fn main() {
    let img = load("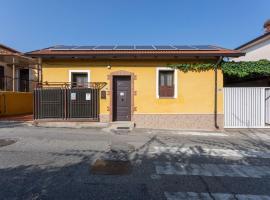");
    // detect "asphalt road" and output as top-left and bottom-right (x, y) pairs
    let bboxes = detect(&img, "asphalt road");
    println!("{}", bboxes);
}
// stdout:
(0, 123), (270, 200)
